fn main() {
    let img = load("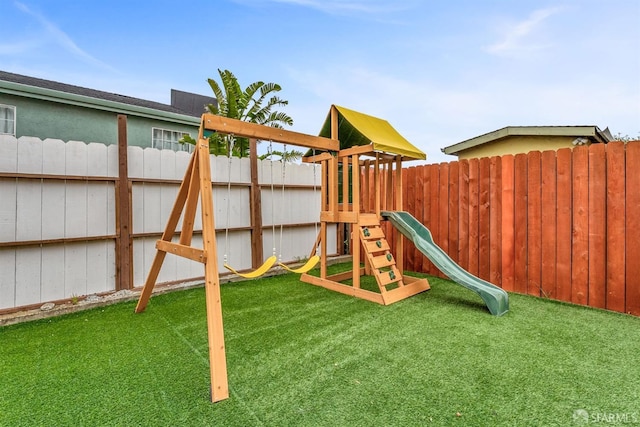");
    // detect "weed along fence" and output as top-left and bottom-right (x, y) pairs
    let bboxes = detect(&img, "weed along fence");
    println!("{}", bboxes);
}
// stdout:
(0, 125), (334, 312)
(393, 141), (640, 316)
